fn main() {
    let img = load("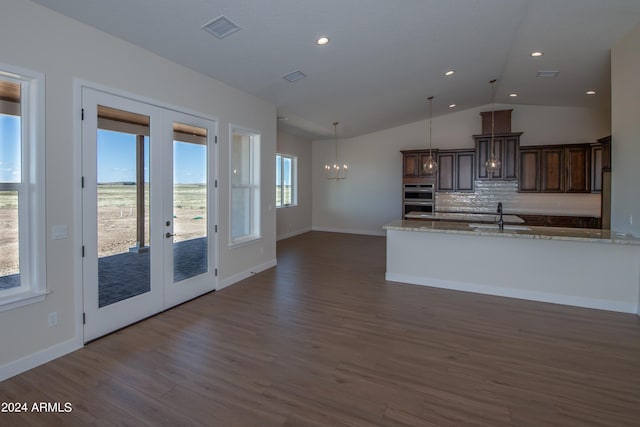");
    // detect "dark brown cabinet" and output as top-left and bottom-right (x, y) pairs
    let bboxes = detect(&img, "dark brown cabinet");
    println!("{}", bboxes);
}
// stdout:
(591, 136), (611, 193)
(540, 147), (564, 192)
(437, 149), (474, 192)
(591, 144), (603, 192)
(474, 133), (521, 180)
(518, 144), (592, 193)
(402, 152), (419, 178)
(401, 149), (438, 180)
(519, 148), (540, 192)
(565, 145), (591, 192)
